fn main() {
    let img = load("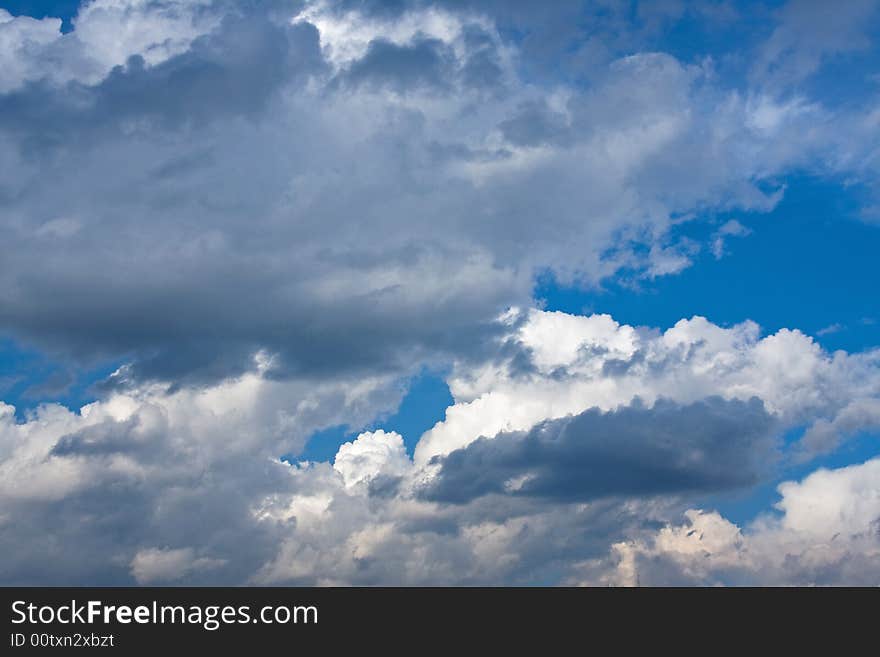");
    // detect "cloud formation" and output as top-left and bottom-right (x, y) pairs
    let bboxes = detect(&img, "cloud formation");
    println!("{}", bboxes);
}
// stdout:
(1, 0), (878, 385)
(2, 309), (879, 585)
(424, 397), (777, 504)
(416, 310), (880, 464)
(0, 357), (403, 584)
(1, 1), (879, 586)
(578, 457), (880, 586)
